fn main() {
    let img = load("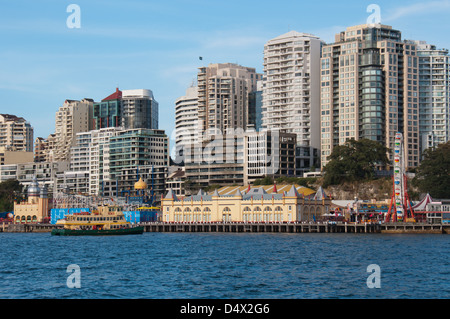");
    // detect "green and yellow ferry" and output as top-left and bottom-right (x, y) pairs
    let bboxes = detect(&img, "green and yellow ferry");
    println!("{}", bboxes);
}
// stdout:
(51, 205), (144, 236)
